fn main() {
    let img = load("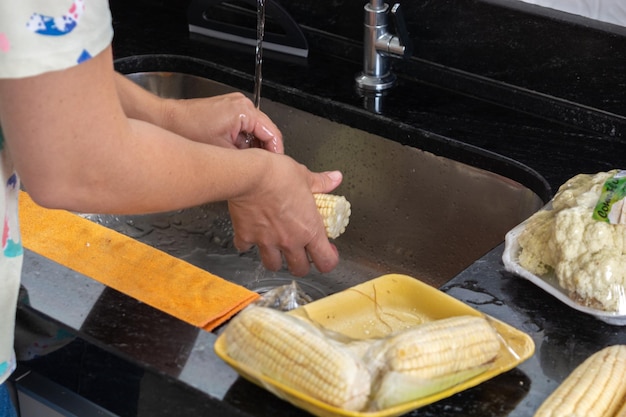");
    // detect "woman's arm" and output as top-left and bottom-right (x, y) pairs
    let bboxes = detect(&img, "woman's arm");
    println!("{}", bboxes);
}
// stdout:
(0, 46), (260, 212)
(0, 46), (340, 275)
